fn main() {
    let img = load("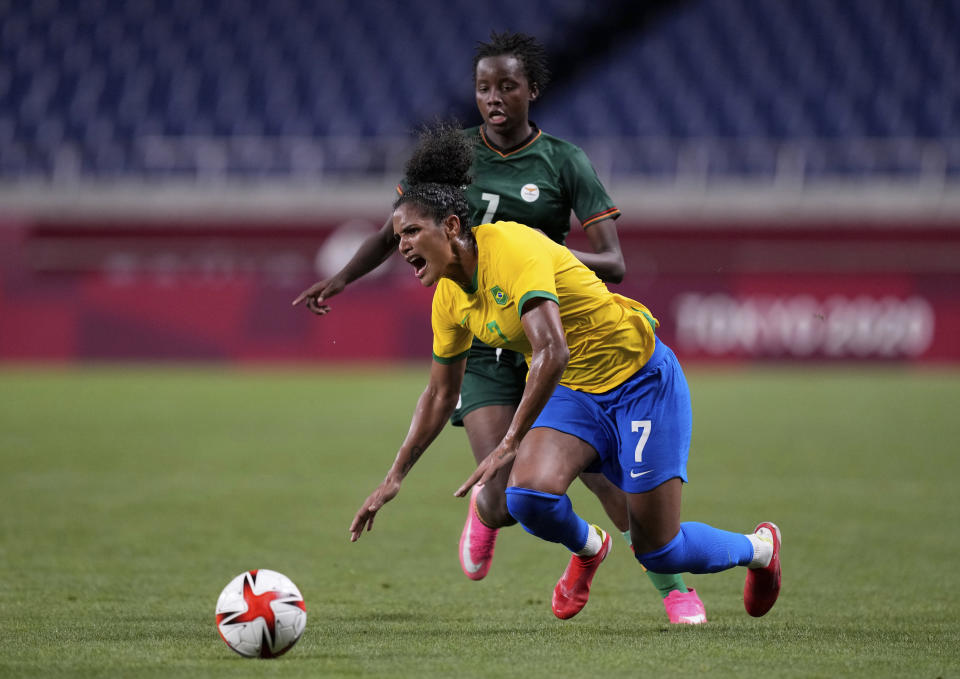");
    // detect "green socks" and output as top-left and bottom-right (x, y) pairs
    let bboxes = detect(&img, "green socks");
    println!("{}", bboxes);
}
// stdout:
(645, 570), (689, 598)
(621, 529), (690, 599)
